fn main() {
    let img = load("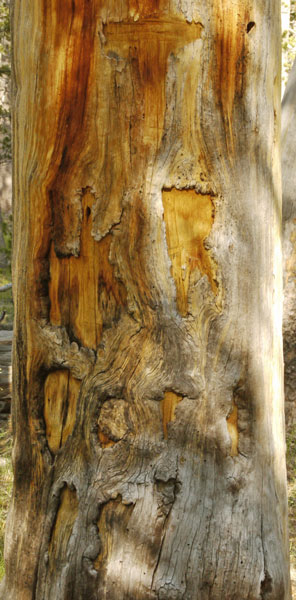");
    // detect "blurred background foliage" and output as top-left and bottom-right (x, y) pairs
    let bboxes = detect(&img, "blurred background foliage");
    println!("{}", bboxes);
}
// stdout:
(0, 0), (11, 165)
(282, 0), (296, 86)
